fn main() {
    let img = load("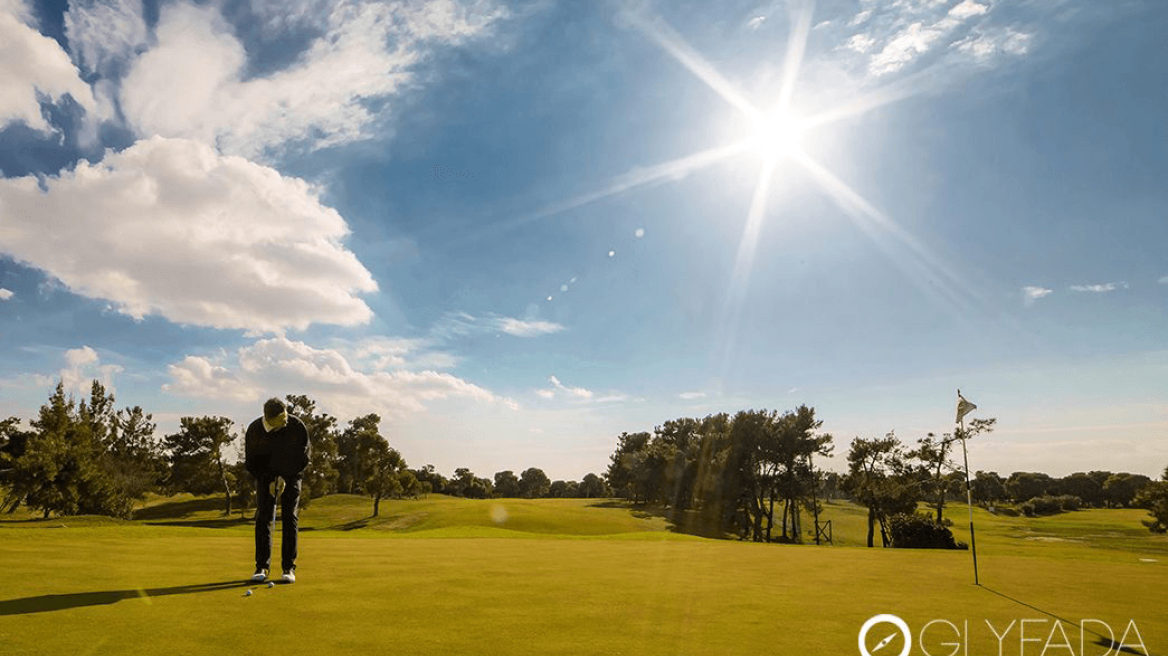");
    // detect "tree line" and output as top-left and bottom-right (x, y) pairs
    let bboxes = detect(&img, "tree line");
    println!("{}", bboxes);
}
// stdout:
(604, 408), (1168, 546)
(3, 381), (1165, 538)
(0, 380), (608, 520)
